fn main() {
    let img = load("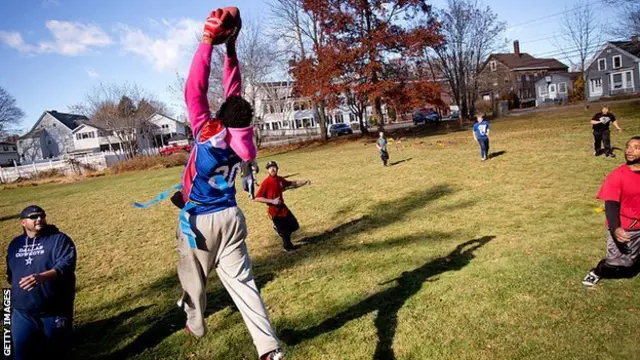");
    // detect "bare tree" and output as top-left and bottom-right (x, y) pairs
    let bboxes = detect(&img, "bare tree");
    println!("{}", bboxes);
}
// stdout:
(602, 0), (640, 39)
(427, 0), (506, 124)
(72, 83), (167, 159)
(167, 19), (281, 138)
(553, 0), (602, 104)
(0, 86), (25, 135)
(258, 81), (296, 134)
(266, 0), (330, 139)
(344, 89), (369, 133)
